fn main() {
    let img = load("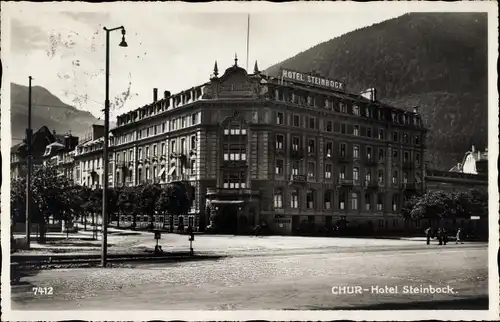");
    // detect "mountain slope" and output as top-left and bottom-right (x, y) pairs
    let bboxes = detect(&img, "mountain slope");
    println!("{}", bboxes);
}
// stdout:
(10, 83), (101, 144)
(265, 12), (488, 171)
